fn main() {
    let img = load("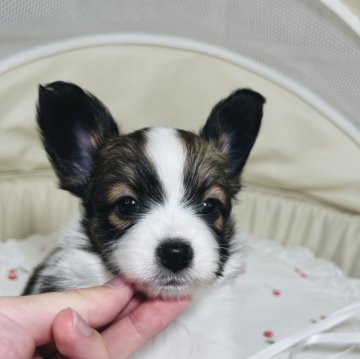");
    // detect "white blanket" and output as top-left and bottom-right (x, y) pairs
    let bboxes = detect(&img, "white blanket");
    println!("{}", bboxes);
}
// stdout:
(1, 234), (359, 358)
